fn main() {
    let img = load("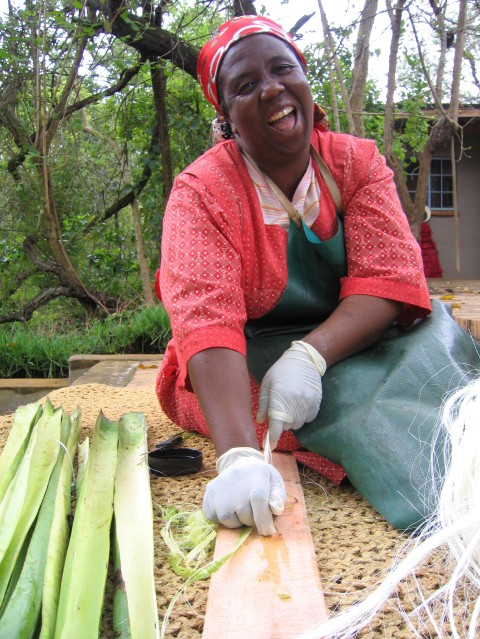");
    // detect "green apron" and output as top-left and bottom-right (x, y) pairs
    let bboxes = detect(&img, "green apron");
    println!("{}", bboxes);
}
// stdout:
(245, 217), (346, 367)
(245, 220), (478, 531)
